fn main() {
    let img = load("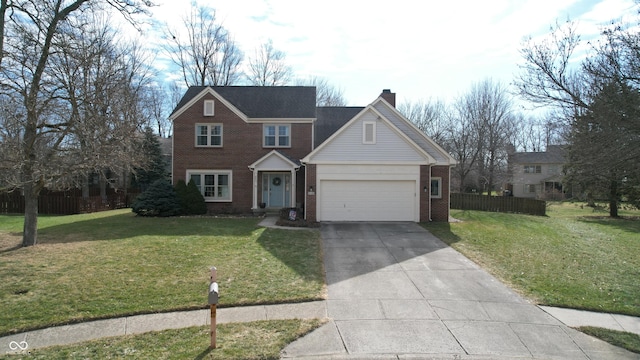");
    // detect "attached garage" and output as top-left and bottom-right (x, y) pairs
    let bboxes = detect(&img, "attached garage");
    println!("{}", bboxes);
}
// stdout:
(302, 96), (456, 223)
(319, 180), (417, 221)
